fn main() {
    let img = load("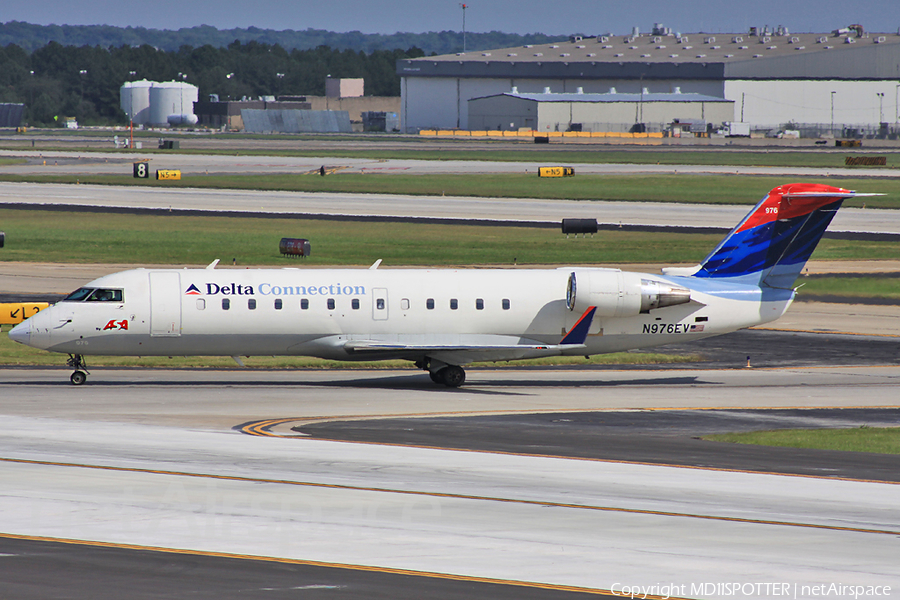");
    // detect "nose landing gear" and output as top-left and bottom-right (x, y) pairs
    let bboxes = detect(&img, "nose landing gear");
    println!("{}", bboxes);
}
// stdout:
(66, 354), (89, 385)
